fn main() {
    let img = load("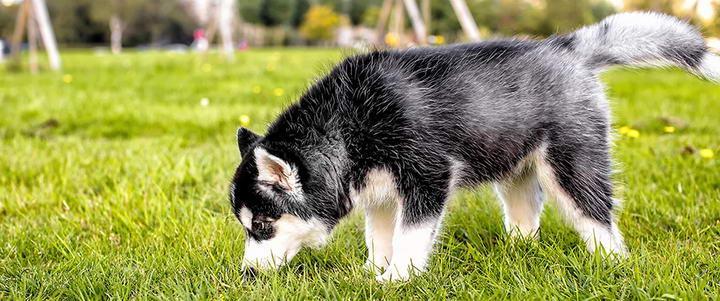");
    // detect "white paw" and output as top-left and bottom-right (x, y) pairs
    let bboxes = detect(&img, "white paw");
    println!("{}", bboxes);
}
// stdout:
(375, 265), (413, 283)
(363, 259), (387, 275)
(506, 226), (540, 240)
